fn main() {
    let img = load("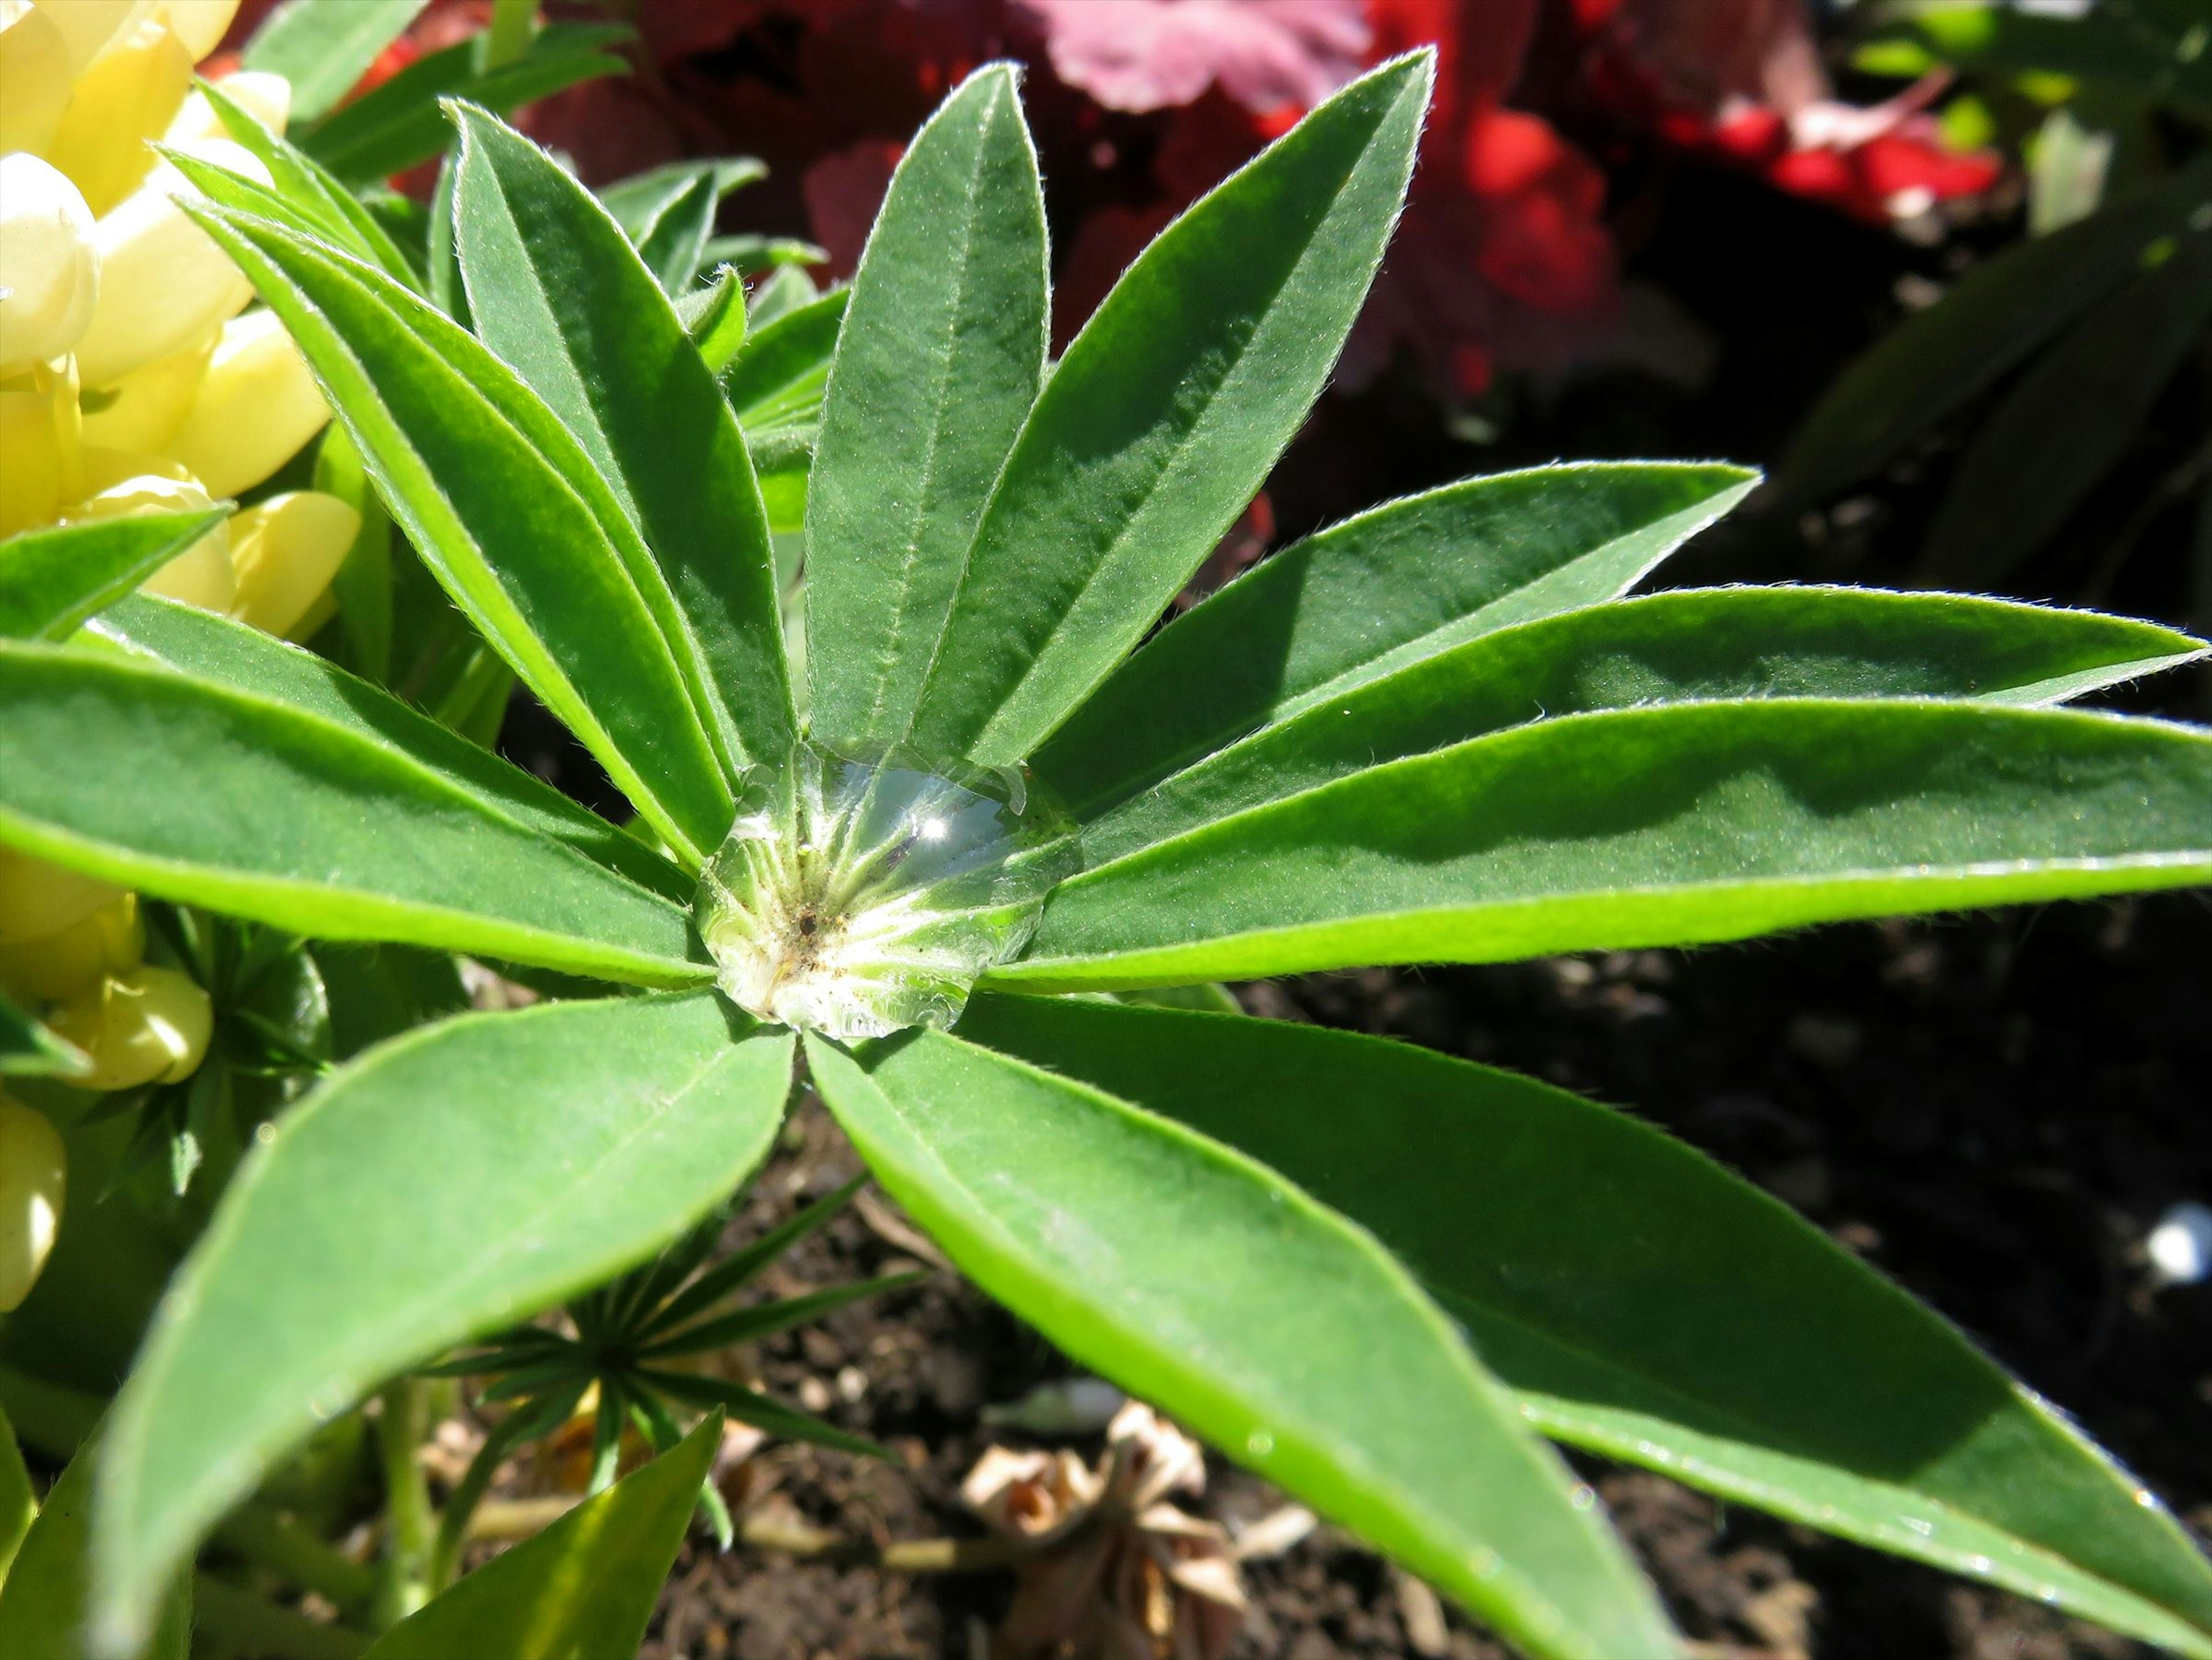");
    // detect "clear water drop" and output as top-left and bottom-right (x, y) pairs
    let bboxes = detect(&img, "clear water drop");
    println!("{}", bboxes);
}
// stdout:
(1245, 1428), (1275, 1458)
(1569, 1483), (1596, 1512)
